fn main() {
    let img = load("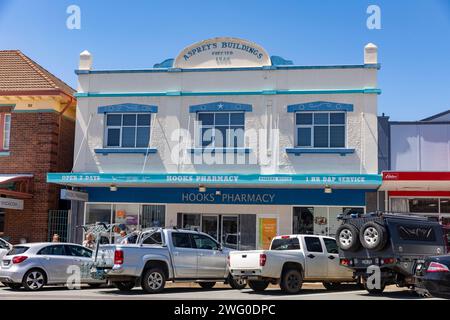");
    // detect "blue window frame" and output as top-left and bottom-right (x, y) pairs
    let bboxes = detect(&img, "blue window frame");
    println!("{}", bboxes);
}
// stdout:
(197, 112), (245, 148)
(105, 113), (152, 148)
(295, 112), (346, 148)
